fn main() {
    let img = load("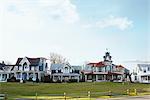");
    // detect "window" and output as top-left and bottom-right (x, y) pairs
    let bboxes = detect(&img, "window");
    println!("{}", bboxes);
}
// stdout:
(74, 70), (79, 74)
(52, 70), (56, 74)
(144, 70), (146, 73)
(29, 66), (32, 70)
(148, 67), (150, 71)
(58, 70), (61, 73)
(64, 67), (69, 73)
(98, 75), (104, 80)
(98, 67), (102, 72)
(39, 64), (43, 71)
(106, 66), (111, 72)
(45, 63), (48, 69)
(17, 73), (21, 79)
(135, 76), (137, 80)
(87, 75), (92, 80)
(141, 76), (147, 80)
